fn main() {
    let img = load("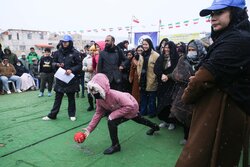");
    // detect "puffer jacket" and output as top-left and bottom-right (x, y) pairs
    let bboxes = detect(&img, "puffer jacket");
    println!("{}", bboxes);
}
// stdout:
(53, 46), (82, 93)
(86, 73), (139, 133)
